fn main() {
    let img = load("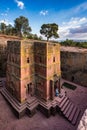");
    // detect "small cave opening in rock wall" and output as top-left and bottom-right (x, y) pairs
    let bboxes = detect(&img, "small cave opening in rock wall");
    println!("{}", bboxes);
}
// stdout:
(71, 76), (74, 82)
